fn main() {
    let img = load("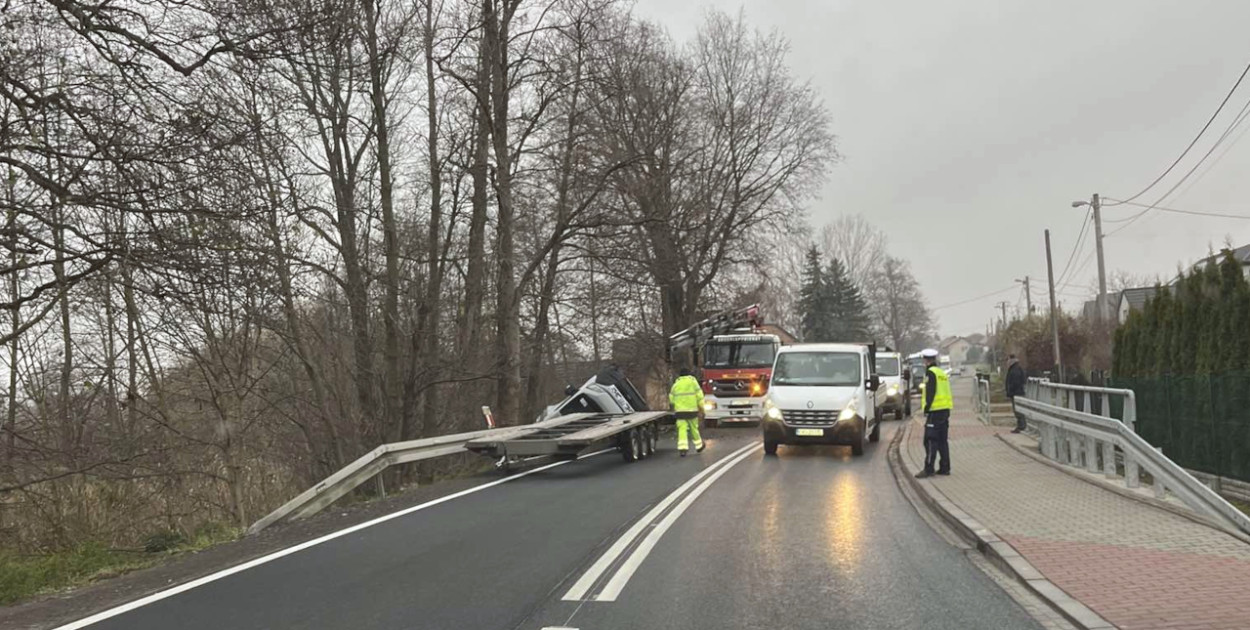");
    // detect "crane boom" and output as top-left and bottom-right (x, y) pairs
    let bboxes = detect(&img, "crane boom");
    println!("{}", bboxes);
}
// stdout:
(667, 304), (764, 360)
